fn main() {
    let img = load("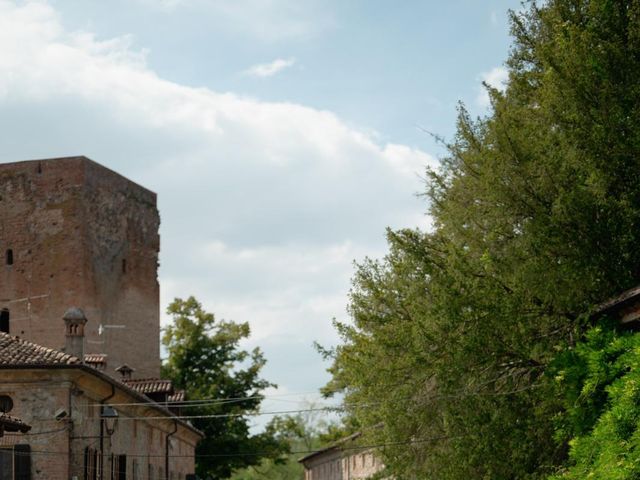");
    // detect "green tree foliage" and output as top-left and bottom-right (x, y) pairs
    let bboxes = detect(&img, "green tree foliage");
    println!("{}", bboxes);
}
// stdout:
(324, 1), (640, 478)
(162, 297), (288, 479)
(549, 323), (640, 479)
